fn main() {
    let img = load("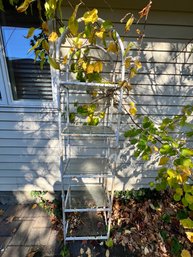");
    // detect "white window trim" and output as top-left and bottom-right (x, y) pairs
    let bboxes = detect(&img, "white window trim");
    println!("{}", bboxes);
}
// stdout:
(0, 29), (58, 109)
(0, 37), (8, 106)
